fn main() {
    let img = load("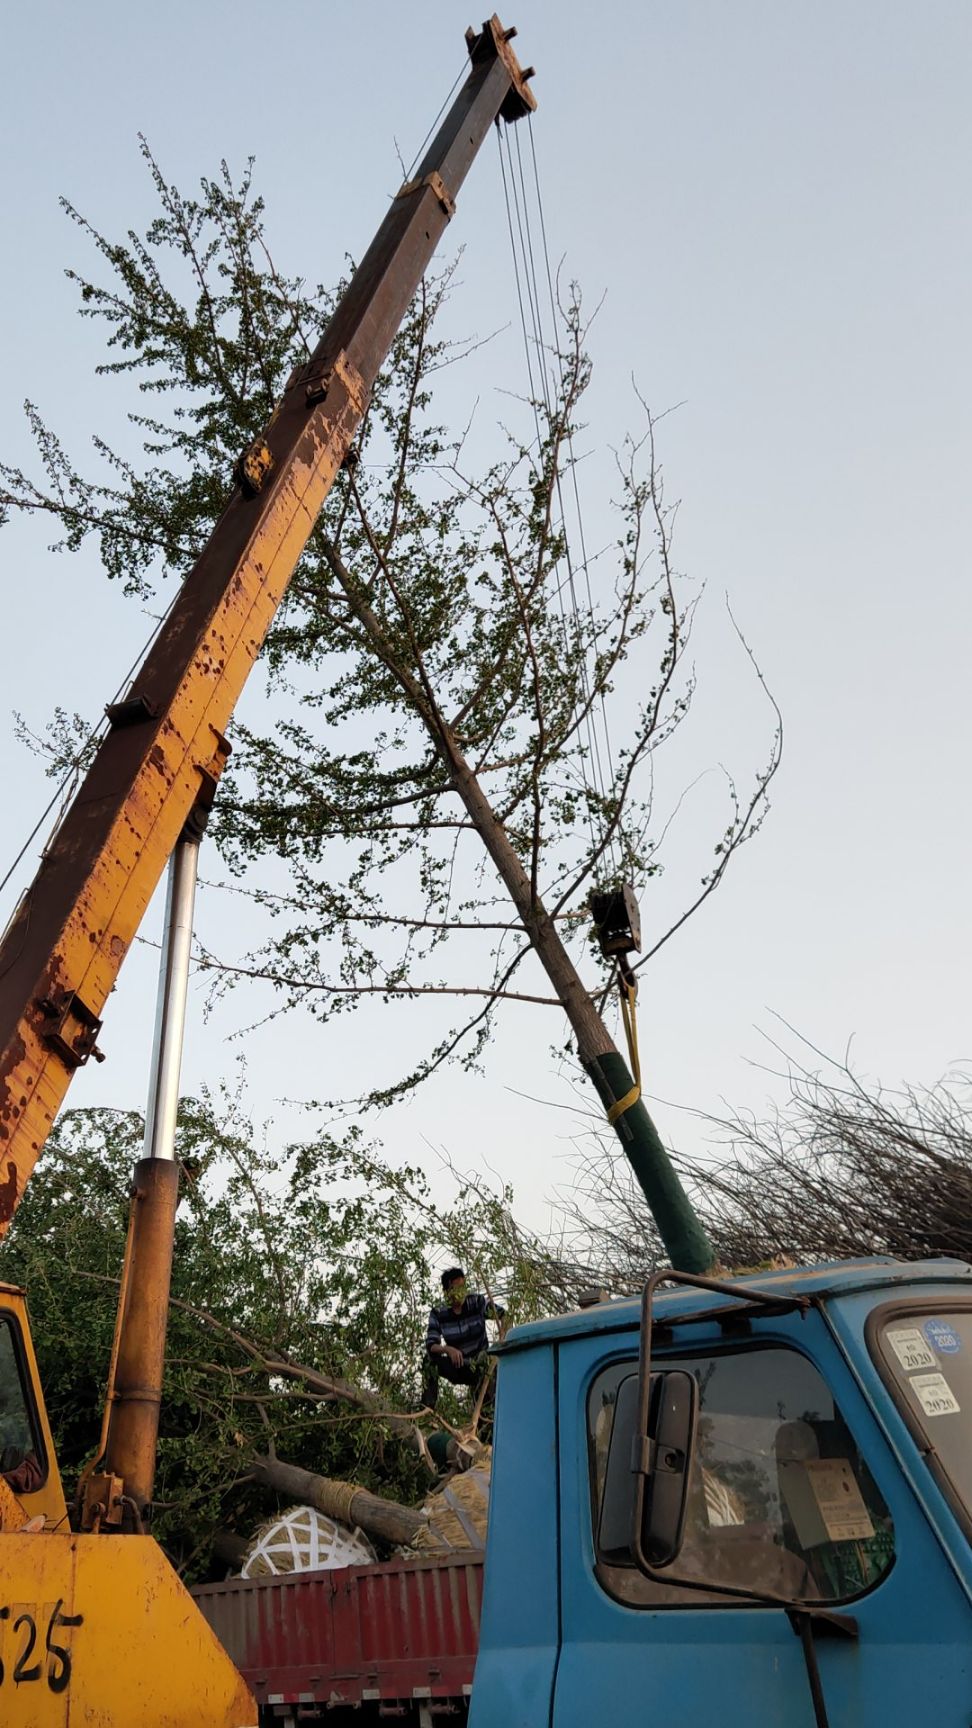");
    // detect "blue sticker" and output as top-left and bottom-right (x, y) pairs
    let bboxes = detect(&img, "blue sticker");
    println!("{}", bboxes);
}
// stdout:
(923, 1318), (962, 1355)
